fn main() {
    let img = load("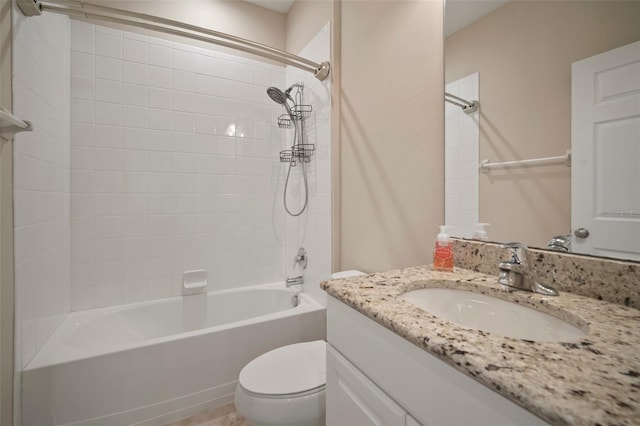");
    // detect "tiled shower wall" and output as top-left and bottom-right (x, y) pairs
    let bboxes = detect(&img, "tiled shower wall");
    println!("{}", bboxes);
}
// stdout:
(284, 23), (332, 304)
(70, 21), (289, 310)
(445, 73), (479, 238)
(13, 8), (71, 368)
